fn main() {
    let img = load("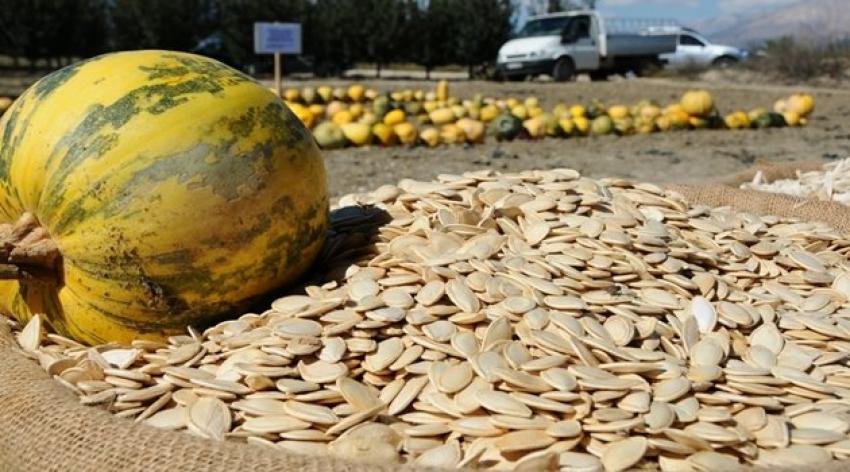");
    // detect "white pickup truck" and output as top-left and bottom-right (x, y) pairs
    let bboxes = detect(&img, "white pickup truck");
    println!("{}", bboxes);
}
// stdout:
(496, 10), (678, 81)
(647, 27), (748, 69)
